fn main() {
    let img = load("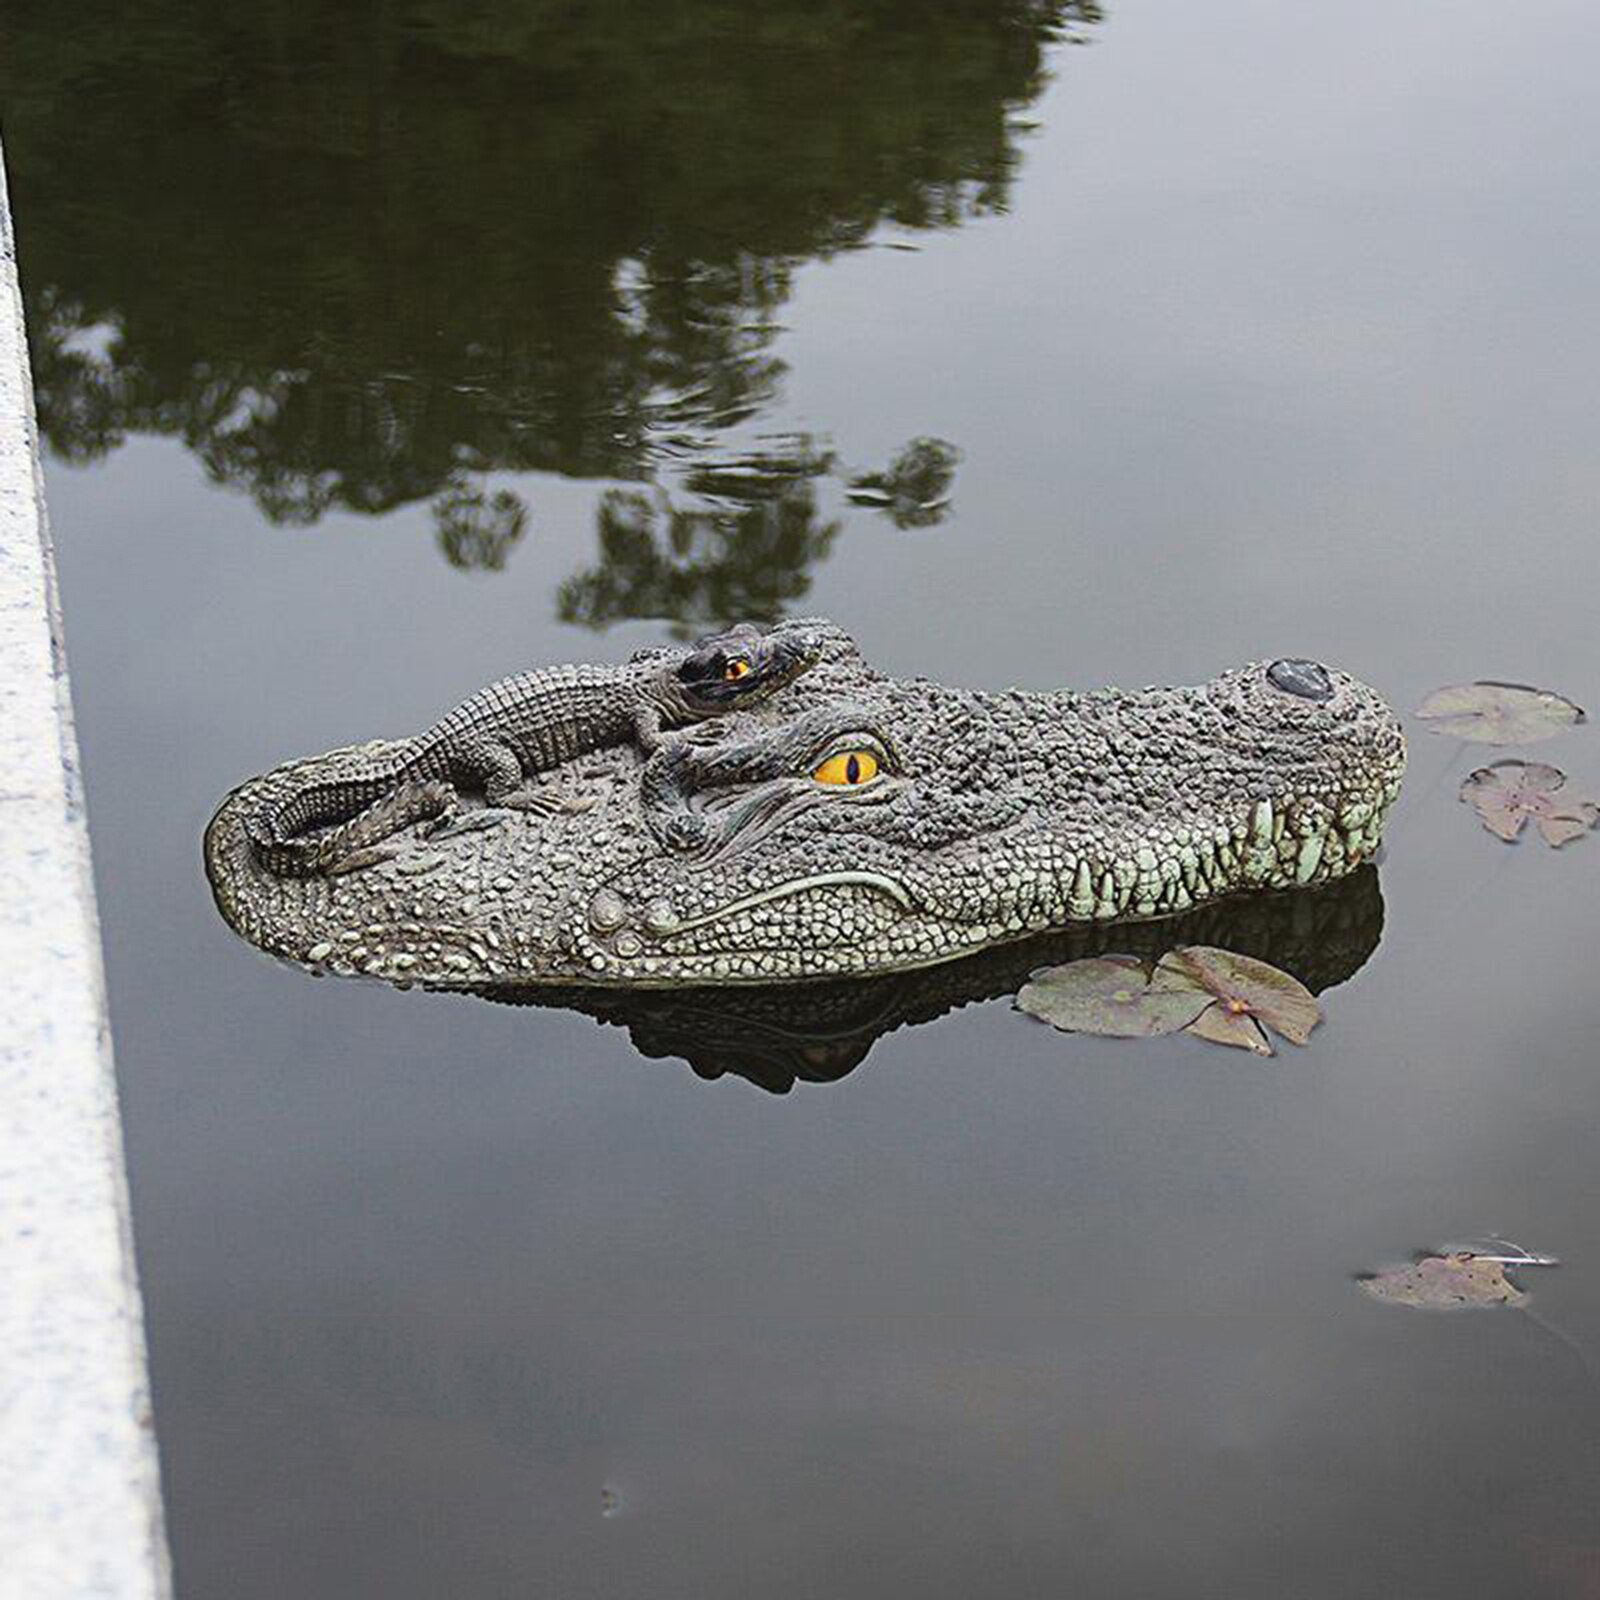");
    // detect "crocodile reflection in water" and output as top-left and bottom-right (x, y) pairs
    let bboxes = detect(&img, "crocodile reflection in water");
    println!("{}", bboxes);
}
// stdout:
(480, 868), (1387, 1093)
(2, 0), (1100, 609)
